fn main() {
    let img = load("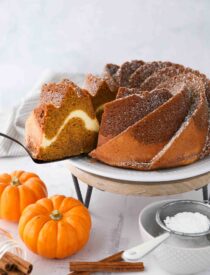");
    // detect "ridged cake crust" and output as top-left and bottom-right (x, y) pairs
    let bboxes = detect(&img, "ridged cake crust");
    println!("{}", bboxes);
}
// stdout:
(115, 60), (144, 87)
(25, 79), (99, 161)
(90, 60), (210, 170)
(103, 64), (120, 92)
(98, 88), (172, 146)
